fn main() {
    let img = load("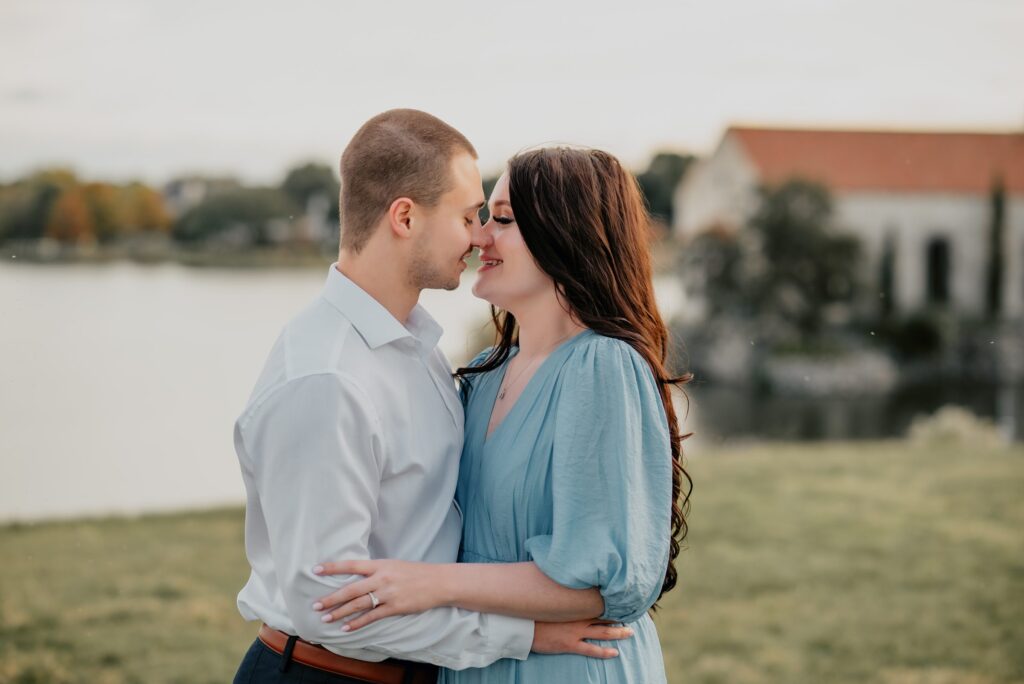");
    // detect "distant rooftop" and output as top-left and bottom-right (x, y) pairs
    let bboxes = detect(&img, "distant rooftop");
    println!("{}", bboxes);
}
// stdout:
(728, 126), (1024, 194)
